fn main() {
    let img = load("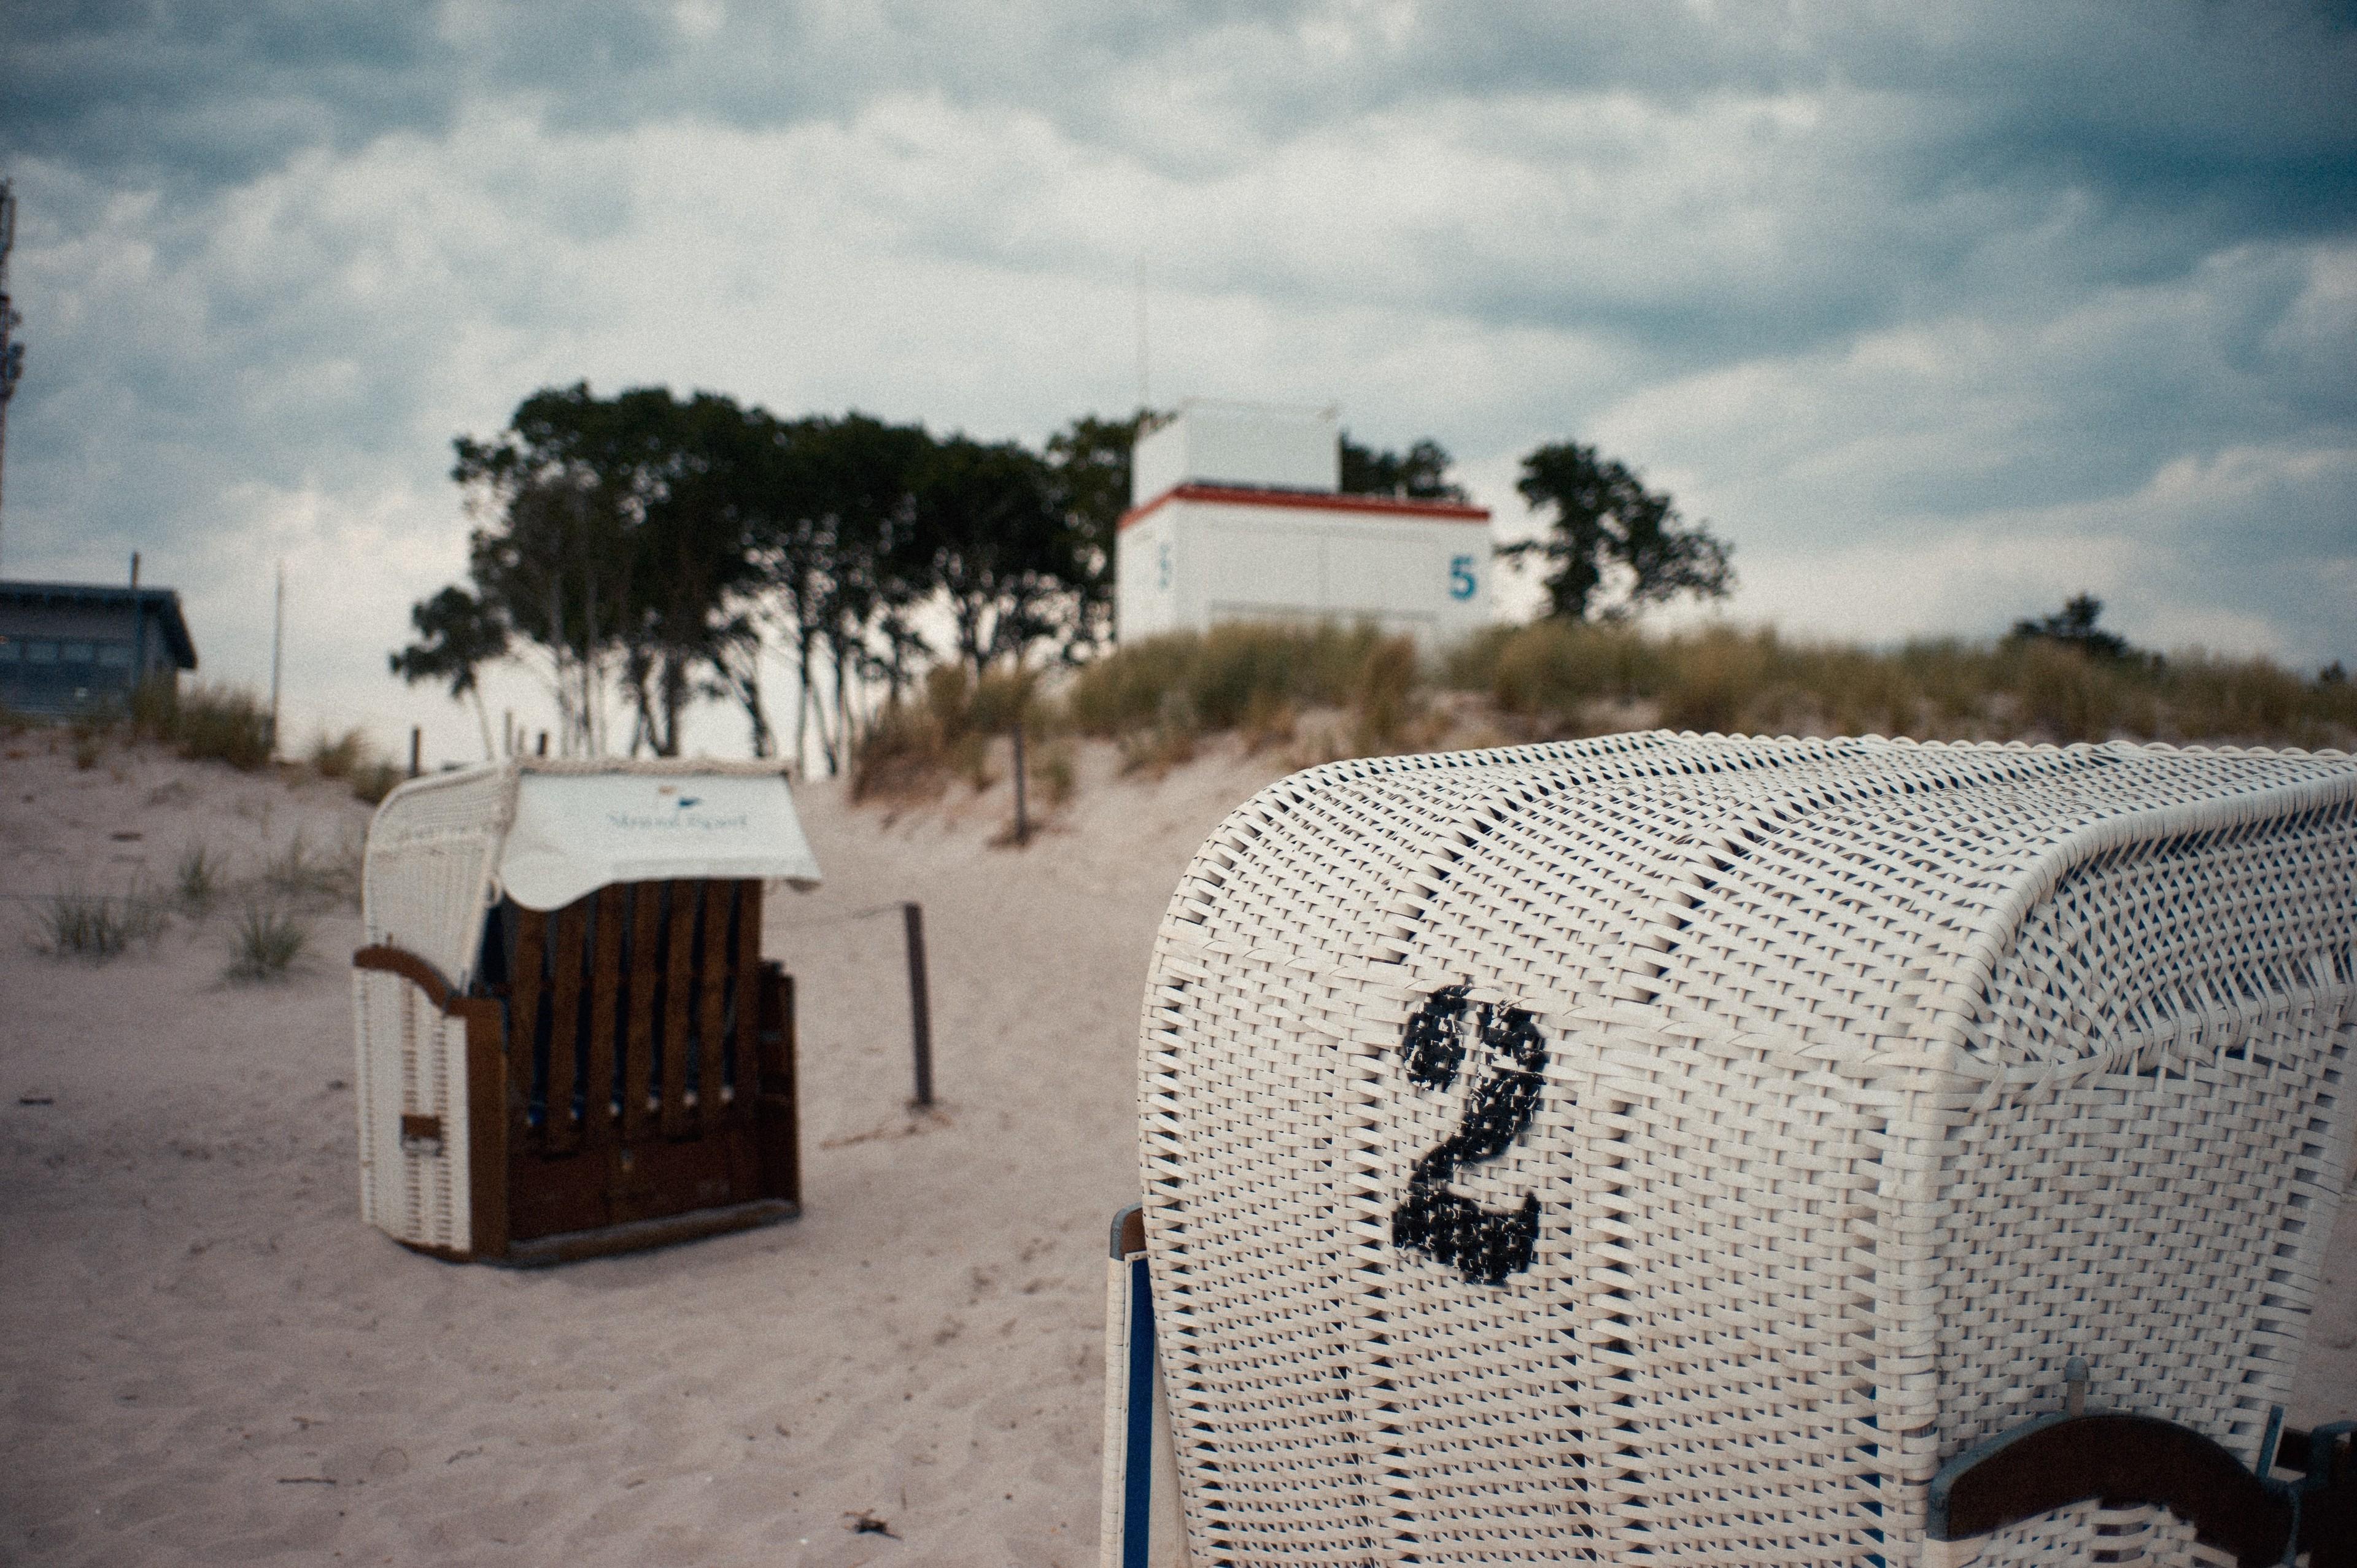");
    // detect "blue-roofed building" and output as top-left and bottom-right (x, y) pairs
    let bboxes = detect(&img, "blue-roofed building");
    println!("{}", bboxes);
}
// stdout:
(0, 579), (198, 717)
